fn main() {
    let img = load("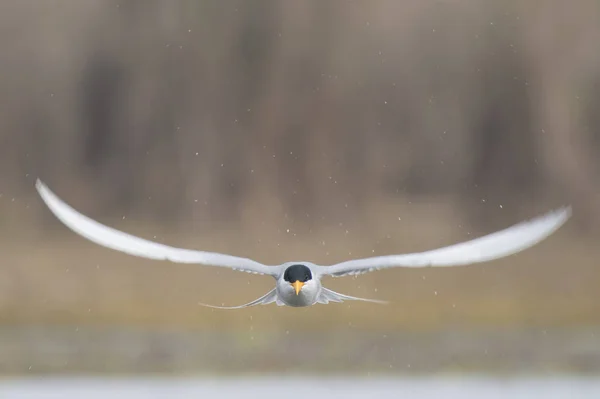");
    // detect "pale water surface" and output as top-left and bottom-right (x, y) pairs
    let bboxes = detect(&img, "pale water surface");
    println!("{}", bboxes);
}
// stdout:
(1, 376), (599, 398)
